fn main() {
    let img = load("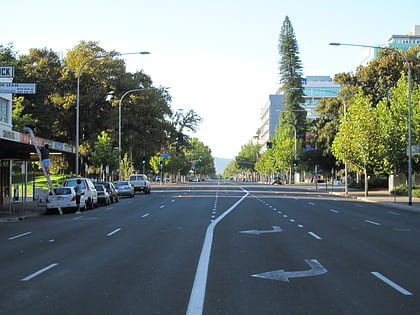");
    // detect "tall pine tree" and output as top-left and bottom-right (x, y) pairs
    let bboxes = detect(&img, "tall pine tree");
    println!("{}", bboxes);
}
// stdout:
(278, 16), (307, 137)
